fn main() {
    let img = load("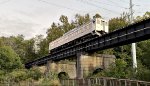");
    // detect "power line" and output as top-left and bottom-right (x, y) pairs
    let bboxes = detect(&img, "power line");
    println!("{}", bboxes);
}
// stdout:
(89, 0), (128, 9)
(78, 0), (120, 15)
(119, 0), (140, 7)
(107, 0), (129, 9)
(37, 0), (87, 13)
(119, 0), (129, 4)
(37, 0), (122, 18)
